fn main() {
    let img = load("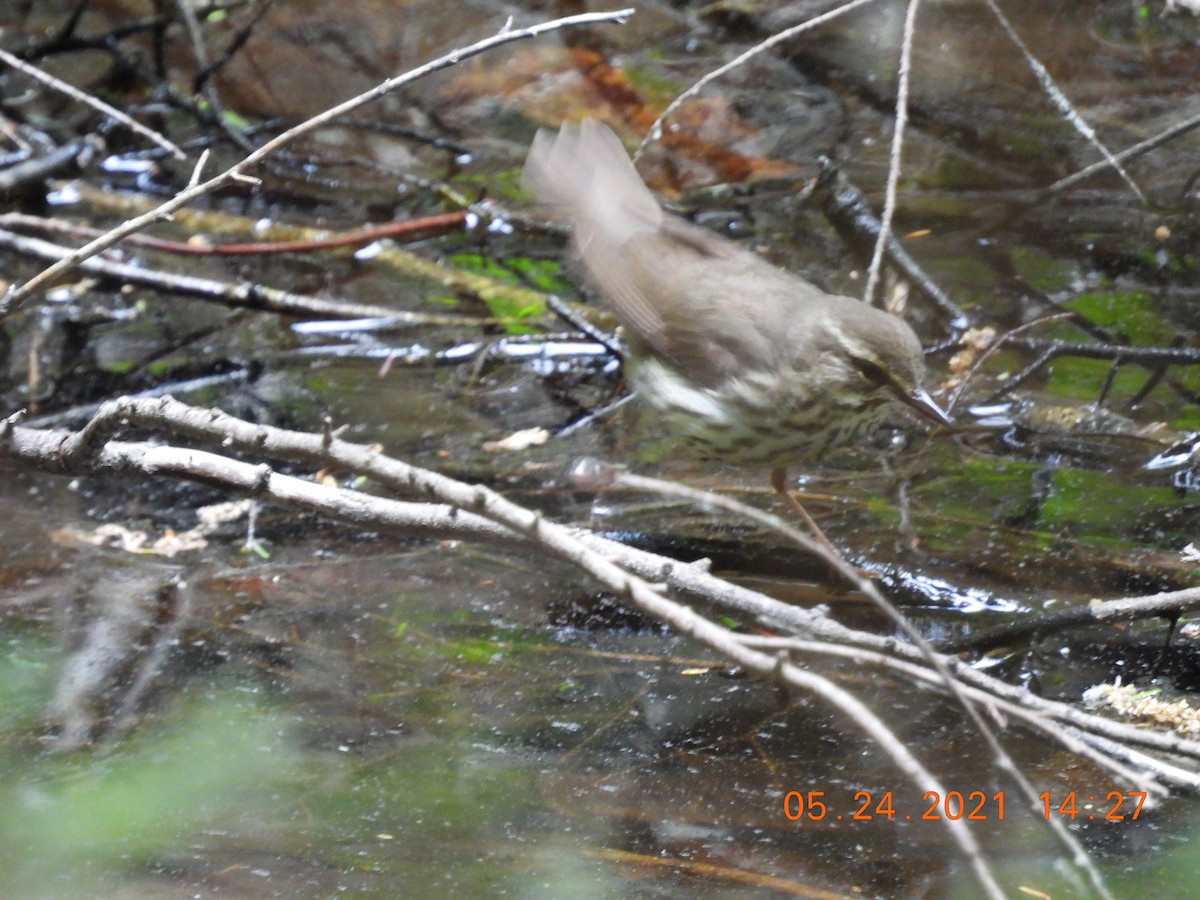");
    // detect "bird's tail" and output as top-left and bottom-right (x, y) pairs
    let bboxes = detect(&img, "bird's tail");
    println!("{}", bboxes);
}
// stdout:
(520, 119), (662, 249)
